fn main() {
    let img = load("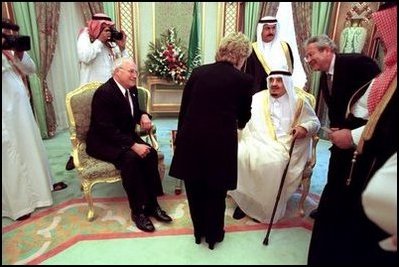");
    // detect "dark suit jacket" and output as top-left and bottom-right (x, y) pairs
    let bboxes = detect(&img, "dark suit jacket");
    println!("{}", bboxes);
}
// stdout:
(319, 53), (380, 128)
(86, 78), (150, 163)
(308, 55), (384, 265)
(309, 80), (397, 266)
(244, 41), (294, 94)
(169, 61), (253, 191)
